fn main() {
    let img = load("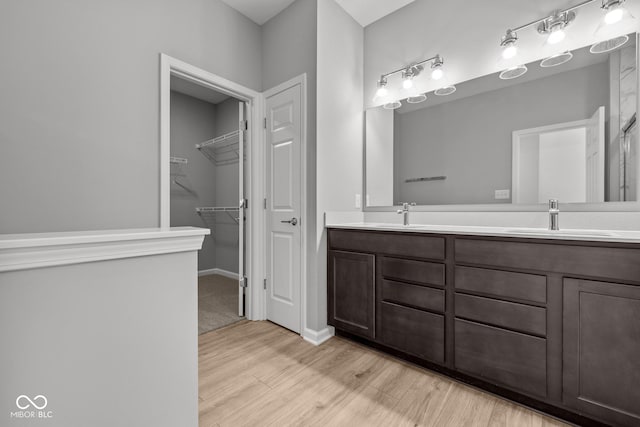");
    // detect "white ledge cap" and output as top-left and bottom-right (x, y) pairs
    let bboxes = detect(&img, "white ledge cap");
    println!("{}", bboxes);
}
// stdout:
(0, 227), (210, 272)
